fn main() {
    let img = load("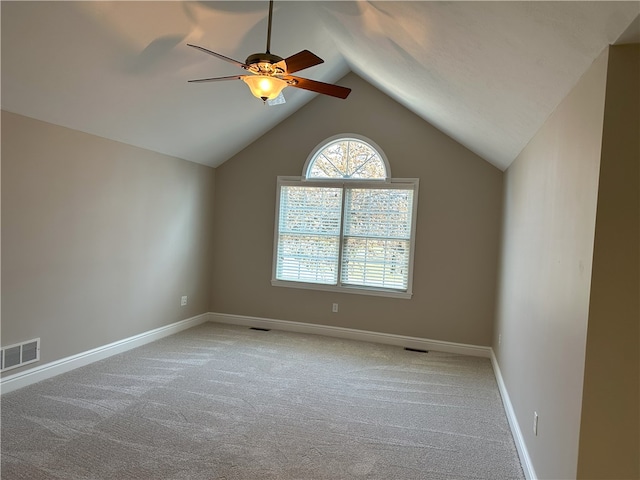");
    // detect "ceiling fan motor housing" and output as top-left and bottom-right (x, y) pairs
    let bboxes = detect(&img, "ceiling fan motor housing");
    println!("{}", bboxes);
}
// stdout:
(245, 53), (285, 75)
